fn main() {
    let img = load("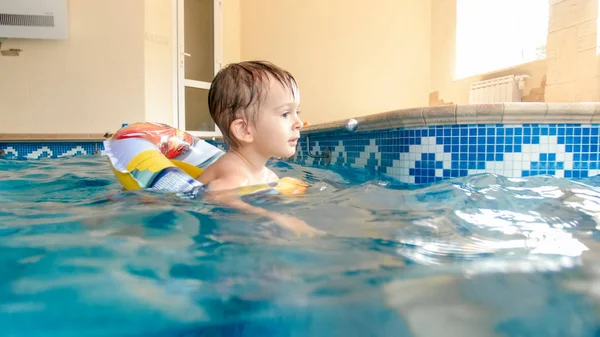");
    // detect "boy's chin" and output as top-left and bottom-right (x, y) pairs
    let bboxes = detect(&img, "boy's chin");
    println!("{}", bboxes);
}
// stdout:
(273, 150), (296, 159)
(286, 149), (297, 157)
